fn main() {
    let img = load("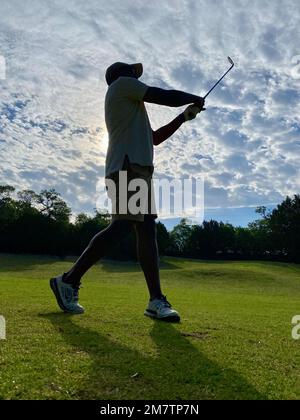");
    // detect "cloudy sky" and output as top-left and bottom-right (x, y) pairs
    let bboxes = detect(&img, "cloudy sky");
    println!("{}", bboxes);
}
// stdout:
(0, 0), (299, 226)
